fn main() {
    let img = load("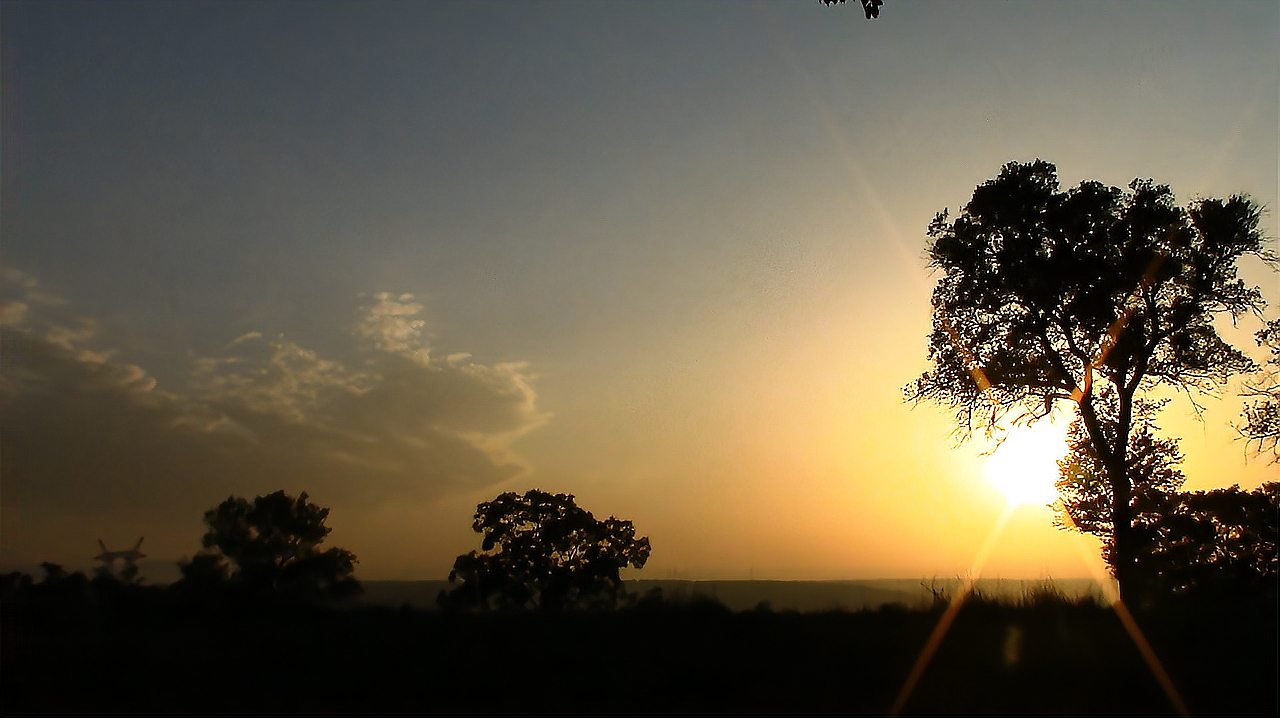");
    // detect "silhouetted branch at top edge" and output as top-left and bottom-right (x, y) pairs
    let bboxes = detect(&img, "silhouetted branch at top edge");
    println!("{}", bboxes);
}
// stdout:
(821, 0), (885, 20)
